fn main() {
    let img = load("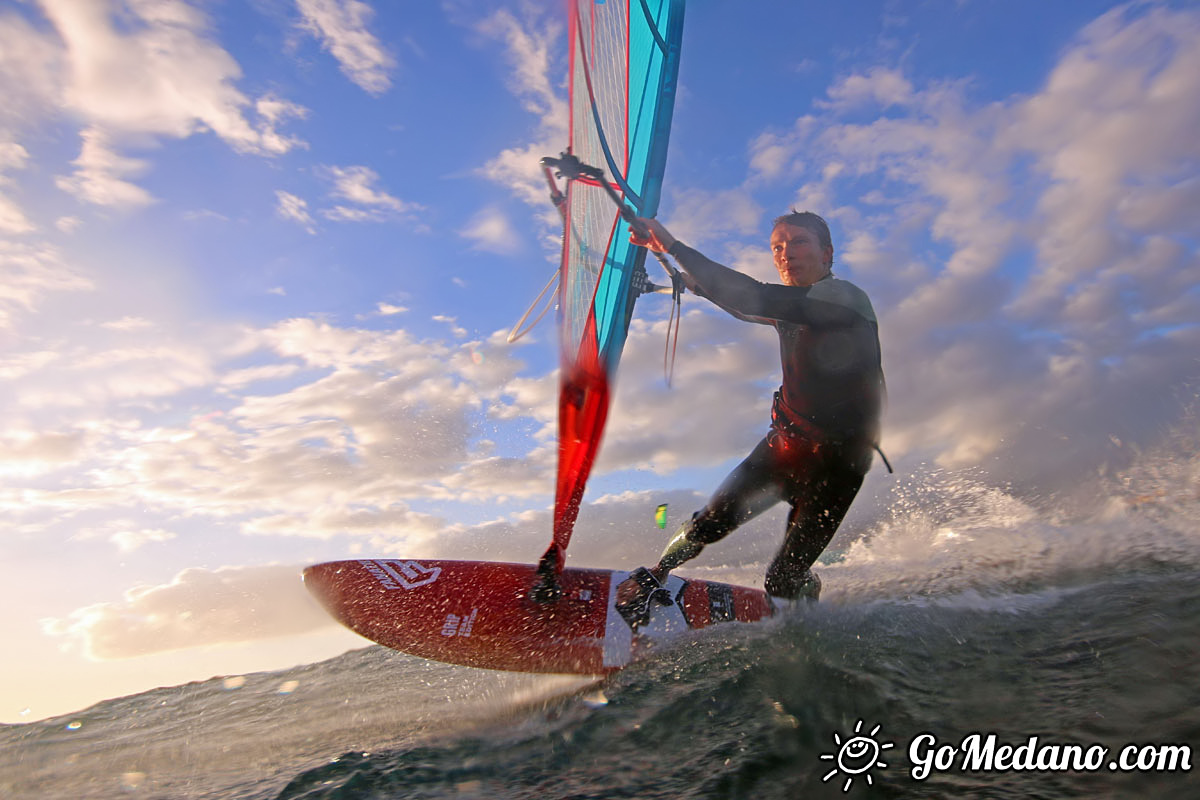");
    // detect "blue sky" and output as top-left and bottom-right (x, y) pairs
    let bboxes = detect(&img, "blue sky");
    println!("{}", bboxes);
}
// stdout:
(1, 0), (1197, 723)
